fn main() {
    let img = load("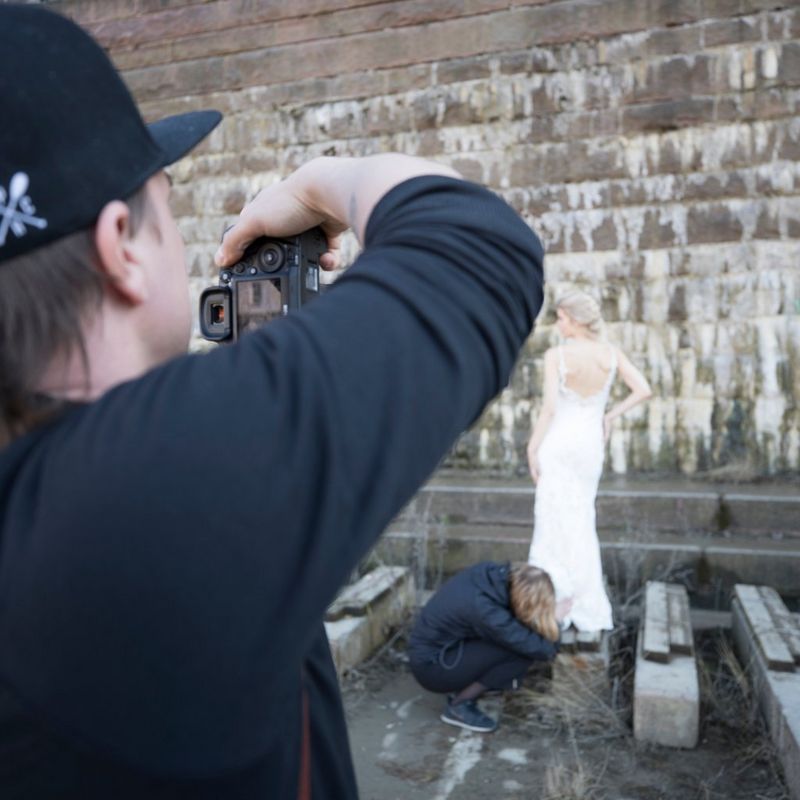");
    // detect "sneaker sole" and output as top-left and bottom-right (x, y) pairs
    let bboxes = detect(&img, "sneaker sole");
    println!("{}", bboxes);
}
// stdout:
(439, 713), (496, 733)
